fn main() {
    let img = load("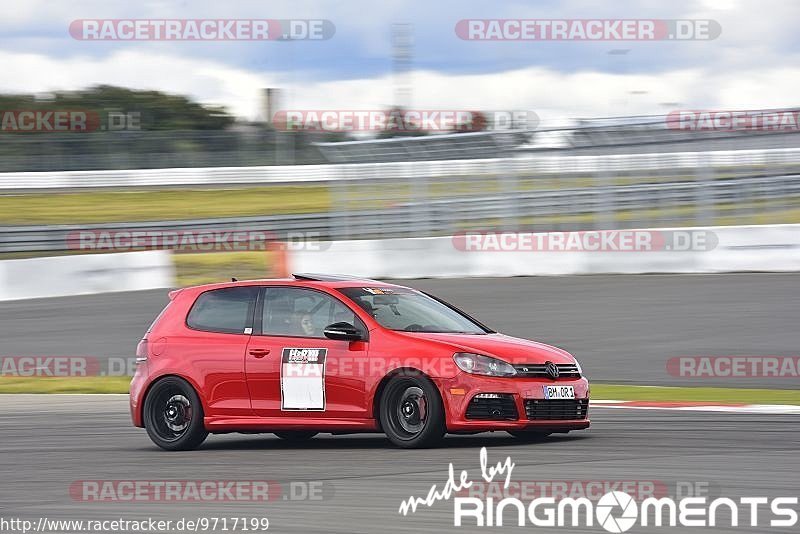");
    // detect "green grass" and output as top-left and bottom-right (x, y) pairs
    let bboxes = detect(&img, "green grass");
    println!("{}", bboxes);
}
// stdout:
(0, 186), (330, 224)
(0, 376), (132, 394)
(2, 179), (799, 227)
(173, 251), (275, 287)
(1, 377), (798, 405)
(591, 384), (800, 405)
